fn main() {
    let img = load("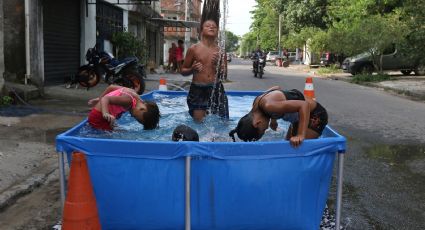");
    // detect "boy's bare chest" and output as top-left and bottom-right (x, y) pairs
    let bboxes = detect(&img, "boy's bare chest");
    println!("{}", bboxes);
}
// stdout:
(195, 47), (218, 64)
